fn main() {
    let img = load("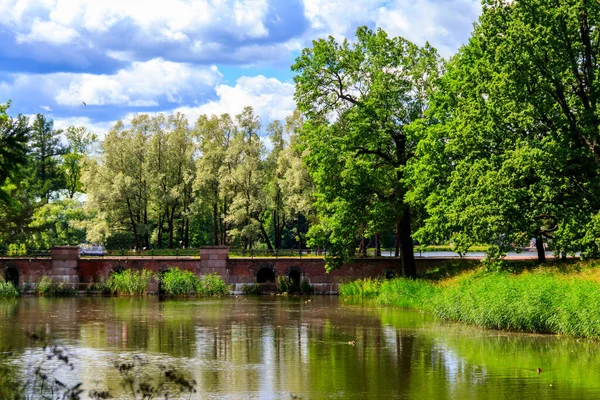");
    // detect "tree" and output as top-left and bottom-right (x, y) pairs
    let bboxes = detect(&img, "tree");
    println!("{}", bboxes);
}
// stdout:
(292, 27), (441, 275)
(410, 0), (600, 262)
(63, 126), (97, 199)
(224, 107), (271, 250)
(194, 114), (234, 245)
(28, 114), (65, 203)
(83, 118), (151, 249)
(0, 101), (30, 203)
